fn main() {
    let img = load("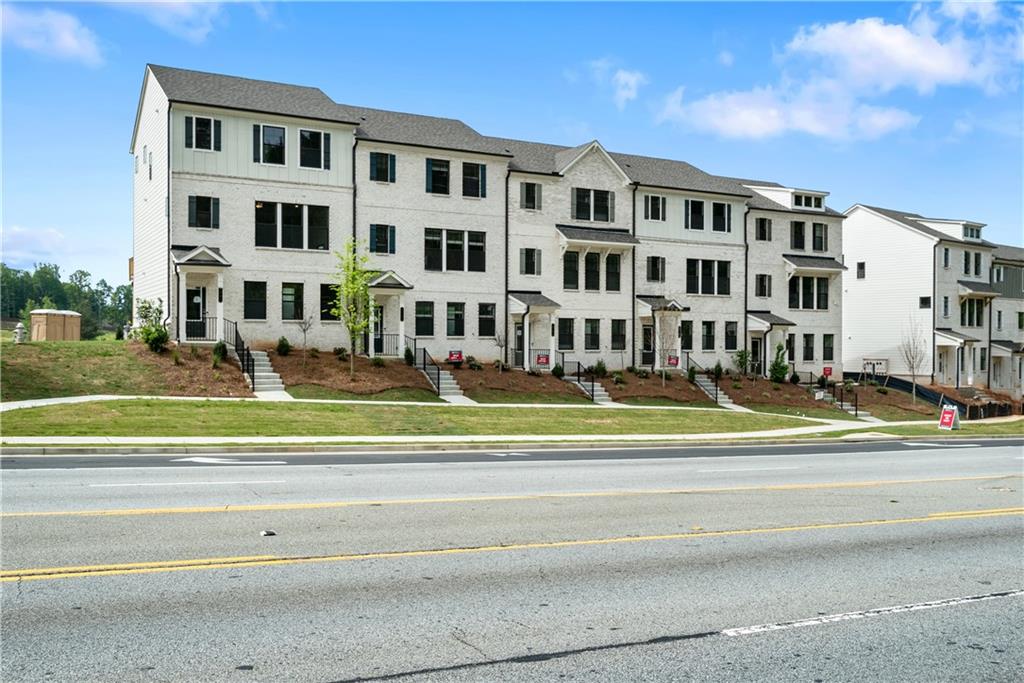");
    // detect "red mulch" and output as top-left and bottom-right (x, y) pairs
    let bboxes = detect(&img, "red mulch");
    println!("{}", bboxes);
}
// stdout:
(451, 364), (583, 399)
(599, 370), (714, 404)
(131, 343), (252, 397)
(258, 347), (433, 394)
